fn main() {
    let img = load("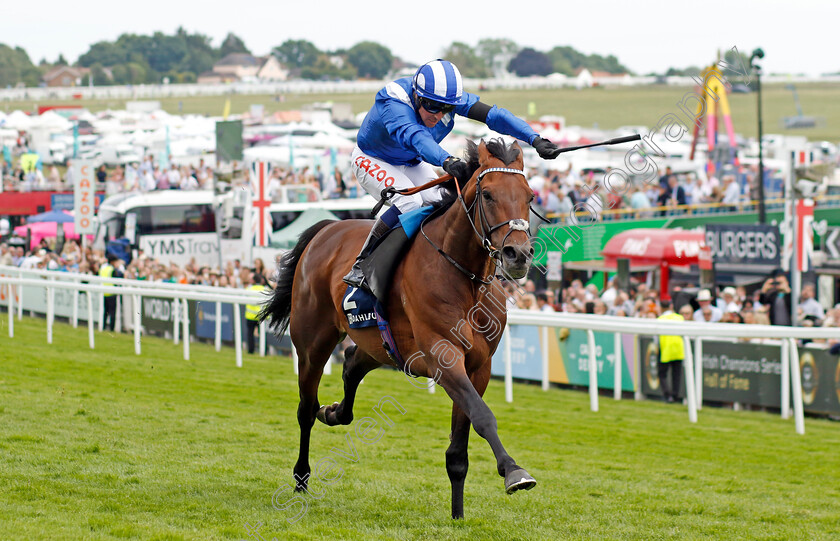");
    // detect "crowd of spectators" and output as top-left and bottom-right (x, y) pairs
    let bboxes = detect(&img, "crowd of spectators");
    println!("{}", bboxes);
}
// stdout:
(5, 233), (833, 331)
(1, 149), (355, 203)
(1, 233), (838, 353)
(0, 237), (274, 291)
(1, 134), (766, 216)
(530, 162), (768, 222)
